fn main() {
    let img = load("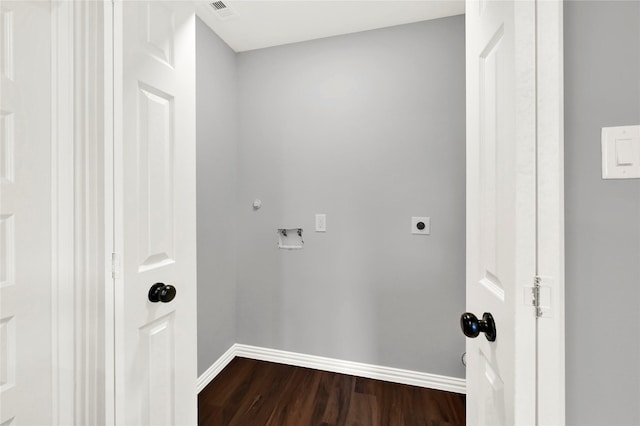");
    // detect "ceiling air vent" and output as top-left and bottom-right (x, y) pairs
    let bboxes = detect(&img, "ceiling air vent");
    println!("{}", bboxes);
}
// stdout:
(209, 1), (238, 20)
